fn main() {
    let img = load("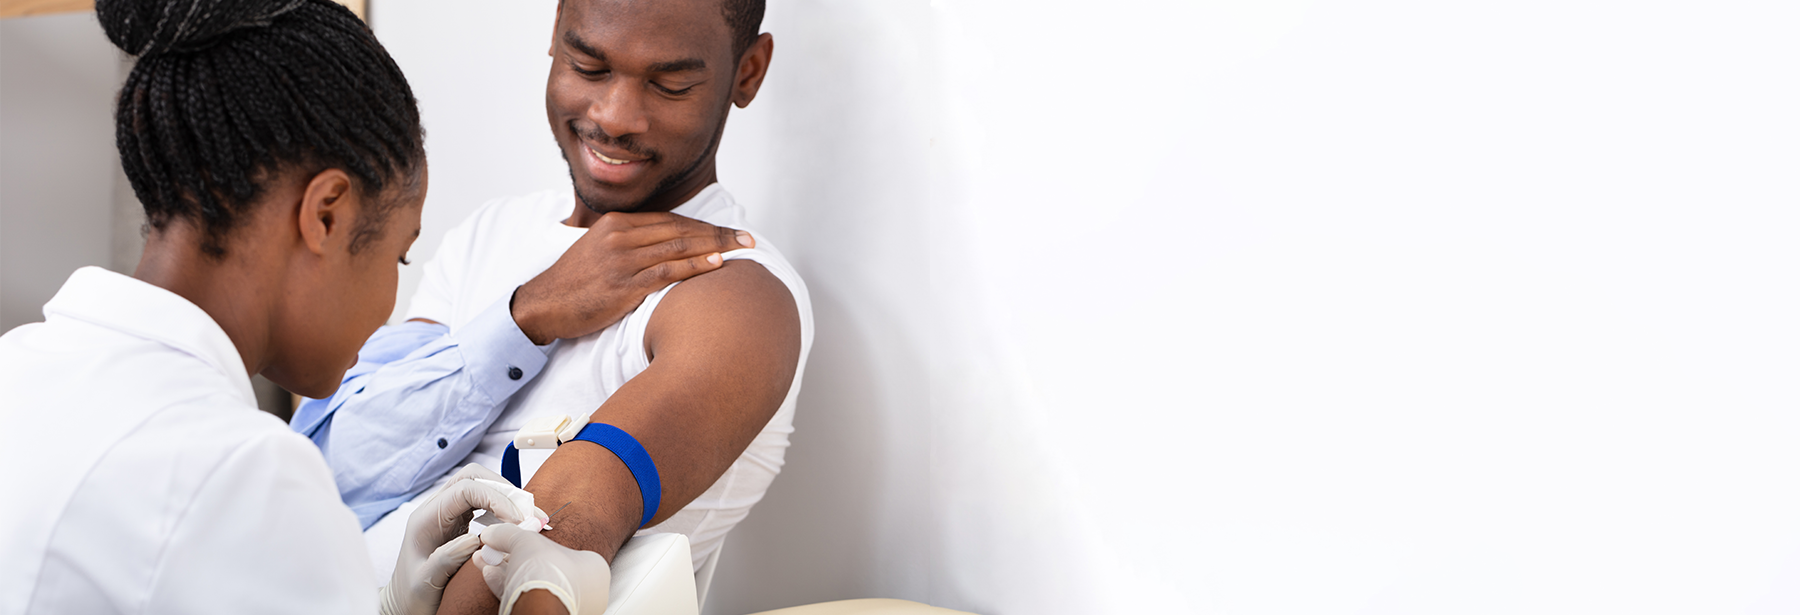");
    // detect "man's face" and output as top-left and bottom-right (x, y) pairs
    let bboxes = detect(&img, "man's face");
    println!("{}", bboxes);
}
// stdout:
(548, 0), (738, 214)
